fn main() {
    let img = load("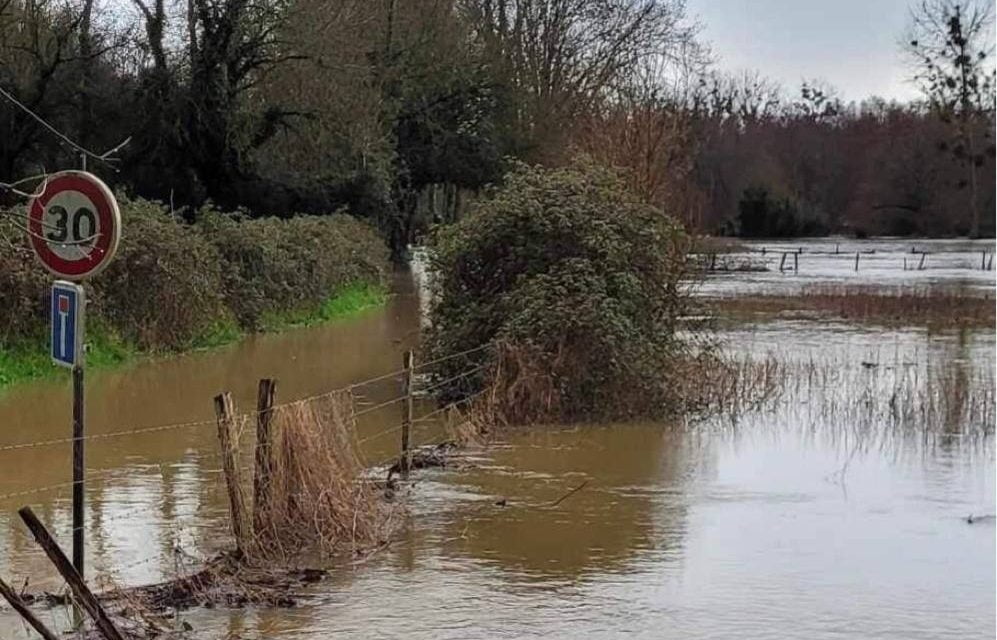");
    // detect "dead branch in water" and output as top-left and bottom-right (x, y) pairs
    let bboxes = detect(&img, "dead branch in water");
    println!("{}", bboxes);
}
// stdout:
(548, 480), (589, 508)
